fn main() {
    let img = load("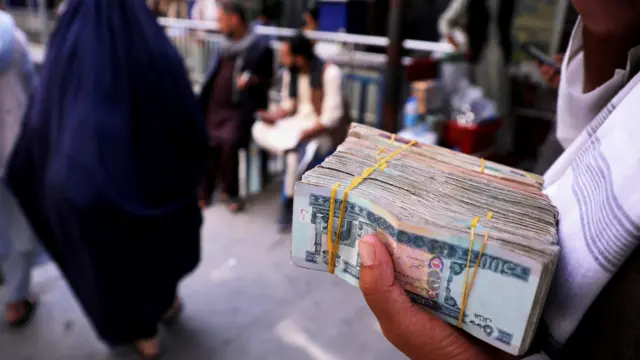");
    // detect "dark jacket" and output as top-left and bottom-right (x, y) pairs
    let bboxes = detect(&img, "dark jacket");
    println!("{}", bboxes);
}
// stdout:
(199, 37), (274, 148)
